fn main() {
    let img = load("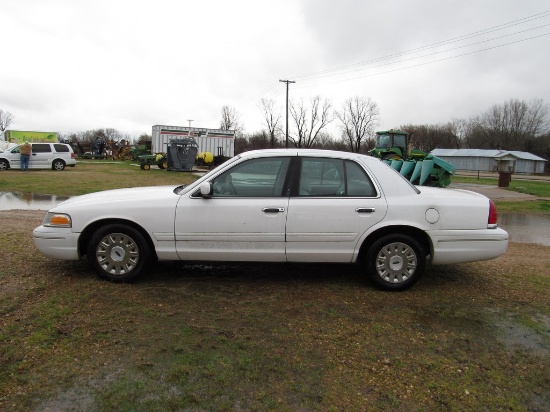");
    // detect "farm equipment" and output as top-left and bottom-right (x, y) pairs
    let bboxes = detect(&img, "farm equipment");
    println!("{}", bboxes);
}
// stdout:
(370, 130), (456, 187)
(139, 137), (199, 171)
(139, 153), (168, 170)
(166, 138), (199, 171)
